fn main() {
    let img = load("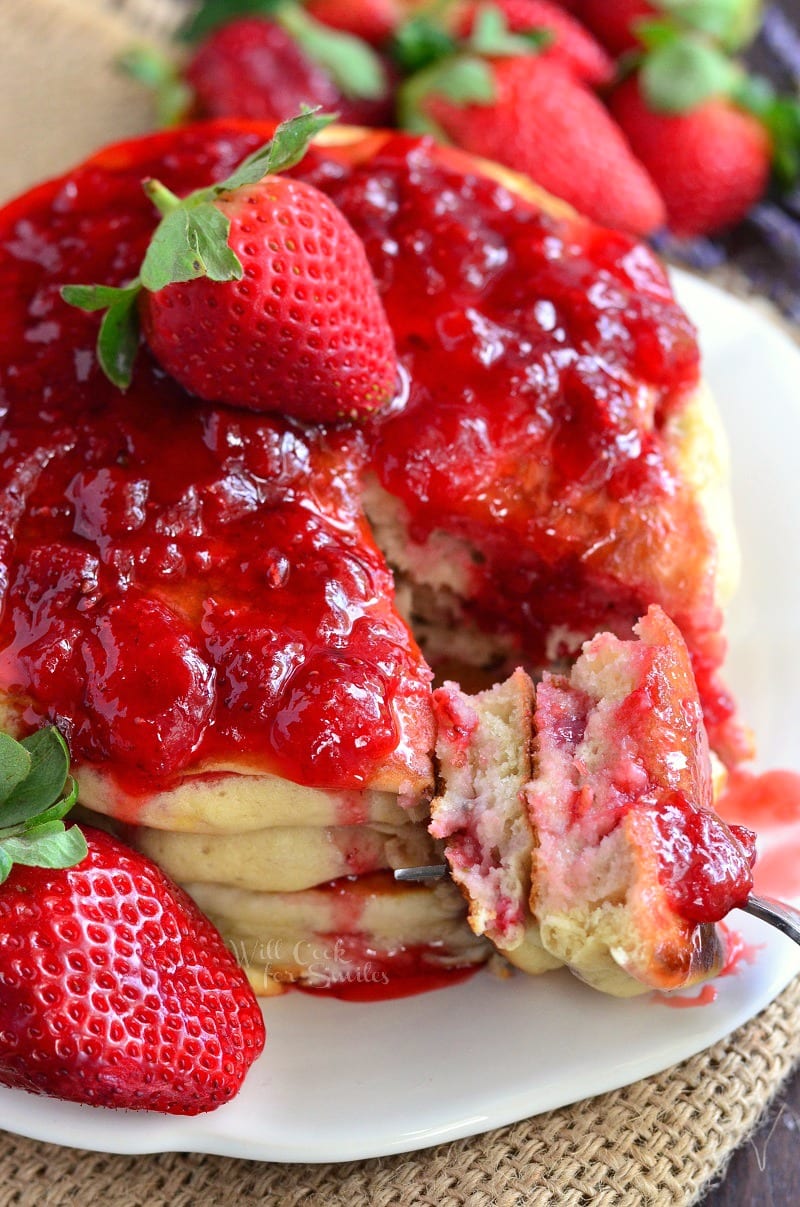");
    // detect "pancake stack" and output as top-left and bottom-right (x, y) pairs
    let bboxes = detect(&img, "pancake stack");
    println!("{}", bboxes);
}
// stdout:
(0, 121), (749, 997)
